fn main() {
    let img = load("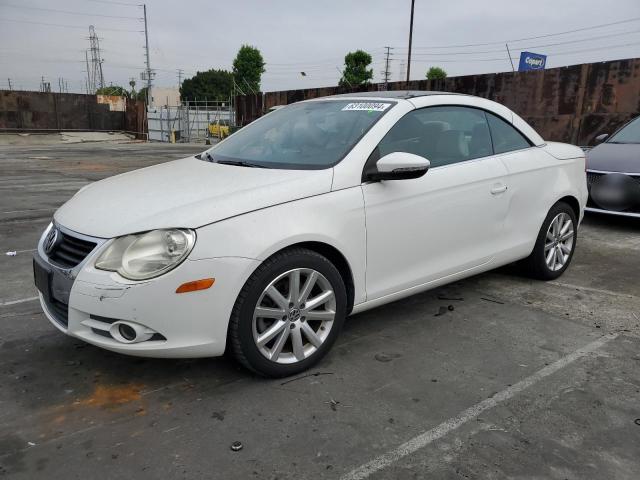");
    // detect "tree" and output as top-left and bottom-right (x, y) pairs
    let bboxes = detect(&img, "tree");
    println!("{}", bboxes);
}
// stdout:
(136, 86), (148, 102)
(232, 45), (265, 94)
(179, 69), (234, 102)
(340, 50), (373, 87)
(426, 66), (447, 80)
(96, 85), (130, 97)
